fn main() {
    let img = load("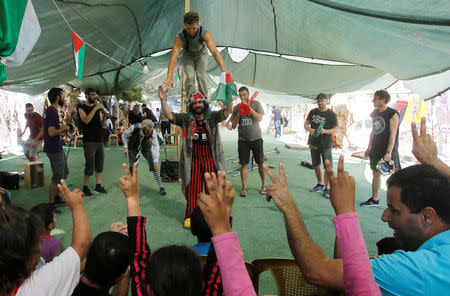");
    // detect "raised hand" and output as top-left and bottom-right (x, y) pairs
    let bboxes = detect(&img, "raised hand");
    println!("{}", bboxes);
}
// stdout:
(264, 163), (295, 213)
(158, 85), (169, 101)
(118, 163), (139, 200)
(110, 222), (128, 235)
(198, 171), (231, 237)
(325, 155), (356, 216)
(118, 163), (140, 217)
(58, 180), (84, 210)
(411, 117), (437, 165)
